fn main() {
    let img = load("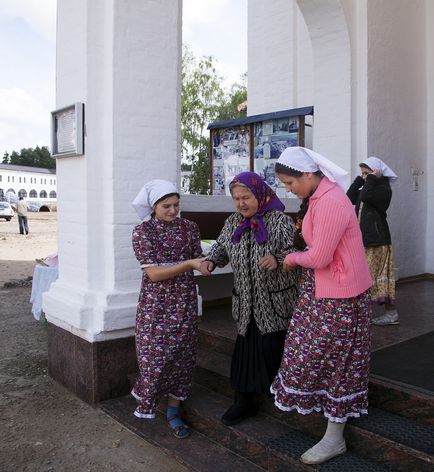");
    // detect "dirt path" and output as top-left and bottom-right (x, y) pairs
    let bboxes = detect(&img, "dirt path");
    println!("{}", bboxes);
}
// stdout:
(0, 213), (58, 286)
(0, 213), (187, 471)
(0, 287), (187, 472)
